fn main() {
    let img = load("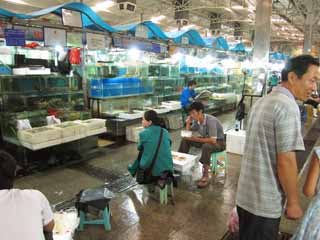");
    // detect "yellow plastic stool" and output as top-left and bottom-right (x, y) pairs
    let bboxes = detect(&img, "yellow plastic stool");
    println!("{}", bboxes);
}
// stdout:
(211, 151), (228, 175)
